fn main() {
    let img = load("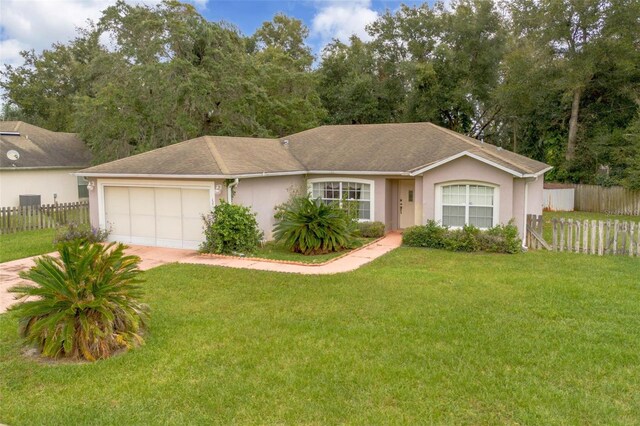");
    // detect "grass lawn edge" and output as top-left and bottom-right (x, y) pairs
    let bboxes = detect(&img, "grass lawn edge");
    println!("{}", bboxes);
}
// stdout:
(197, 235), (386, 266)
